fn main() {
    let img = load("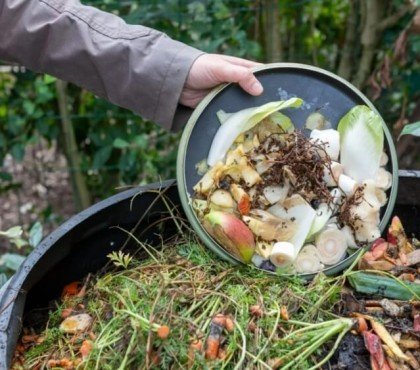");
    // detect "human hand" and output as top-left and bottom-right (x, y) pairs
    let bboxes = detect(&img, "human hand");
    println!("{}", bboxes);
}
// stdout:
(180, 54), (263, 108)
